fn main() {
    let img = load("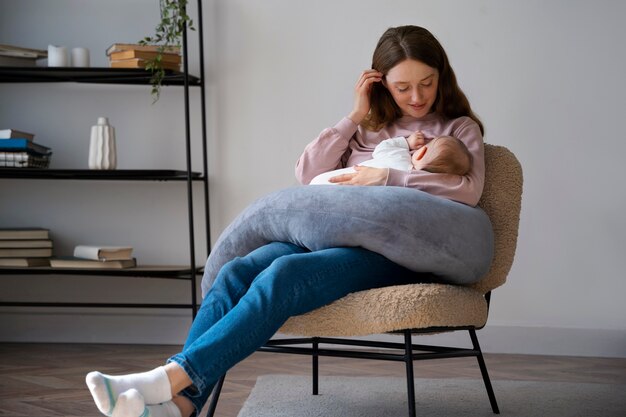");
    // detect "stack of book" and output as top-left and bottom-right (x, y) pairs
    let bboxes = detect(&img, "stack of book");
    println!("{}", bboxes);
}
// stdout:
(50, 245), (136, 269)
(0, 129), (52, 168)
(0, 228), (53, 267)
(106, 43), (181, 72)
(0, 44), (47, 67)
